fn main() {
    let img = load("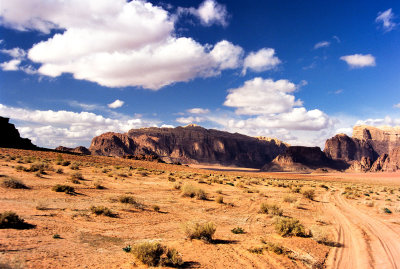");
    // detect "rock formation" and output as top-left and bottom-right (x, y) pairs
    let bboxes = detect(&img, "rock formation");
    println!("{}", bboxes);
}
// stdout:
(89, 125), (288, 168)
(0, 117), (37, 150)
(55, 146), (91, 155)
(262, 146), (348, 172)
(369, 147), (400, 172)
